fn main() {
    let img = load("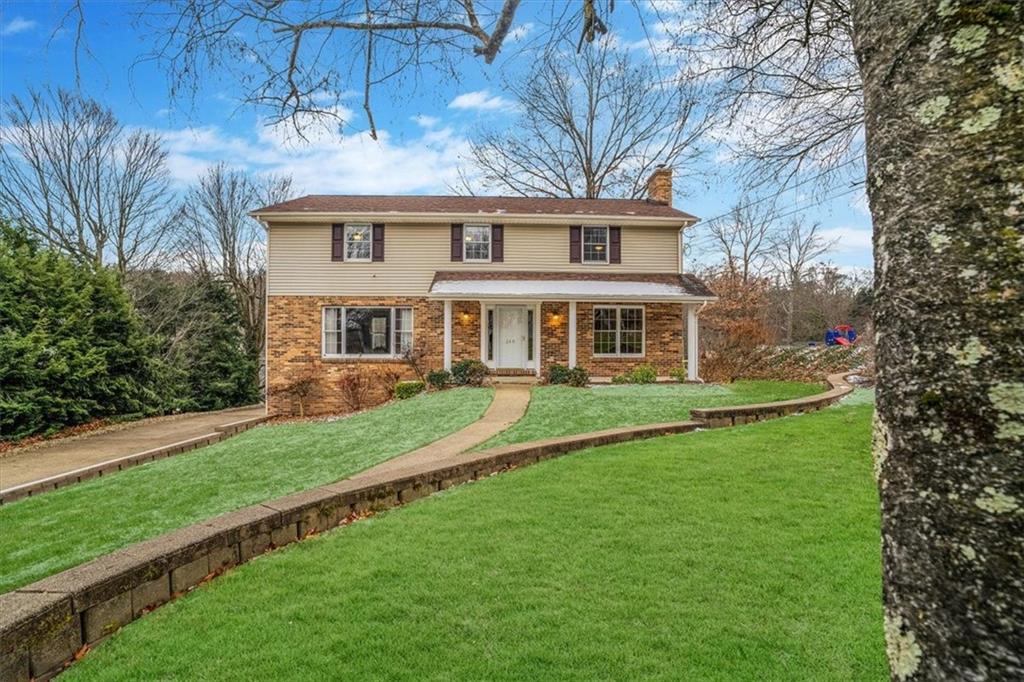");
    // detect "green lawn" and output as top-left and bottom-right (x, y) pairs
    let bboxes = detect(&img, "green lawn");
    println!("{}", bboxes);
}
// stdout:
(0, 388), (493, 593)
(479, 380), (823, 448)
(66, 399), (885, 681)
